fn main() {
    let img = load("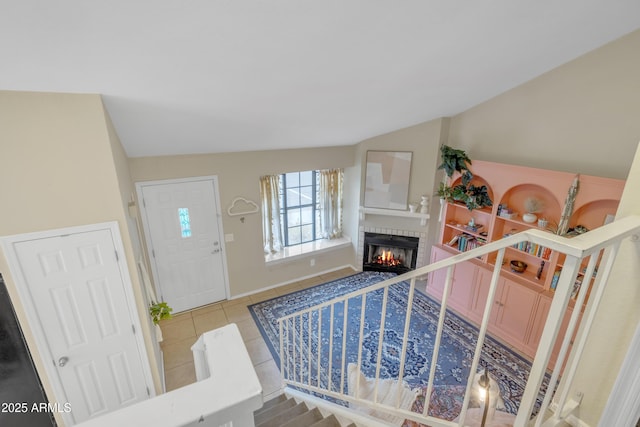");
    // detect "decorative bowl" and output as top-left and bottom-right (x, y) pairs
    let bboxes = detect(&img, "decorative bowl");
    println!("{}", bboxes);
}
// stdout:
(510, 260), (527, 273)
